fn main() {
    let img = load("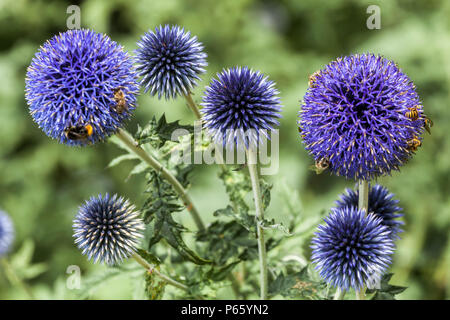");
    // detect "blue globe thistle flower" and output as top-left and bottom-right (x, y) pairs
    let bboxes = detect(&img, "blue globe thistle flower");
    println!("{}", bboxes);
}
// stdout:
(25, 29), (139, 146)
(335, 184), (404, 239)
(299, 54), (424, 180)
(201, 66), (282, 148)
(311, 206), (395, 291)
(73, 194), (144, 265)
(0, 210), (14, 257)
(135, 25), (207, 99)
